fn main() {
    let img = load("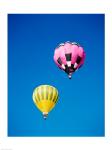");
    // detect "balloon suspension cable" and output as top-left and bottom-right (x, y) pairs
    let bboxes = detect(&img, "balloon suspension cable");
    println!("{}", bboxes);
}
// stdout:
(43, 112), (48, 120)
